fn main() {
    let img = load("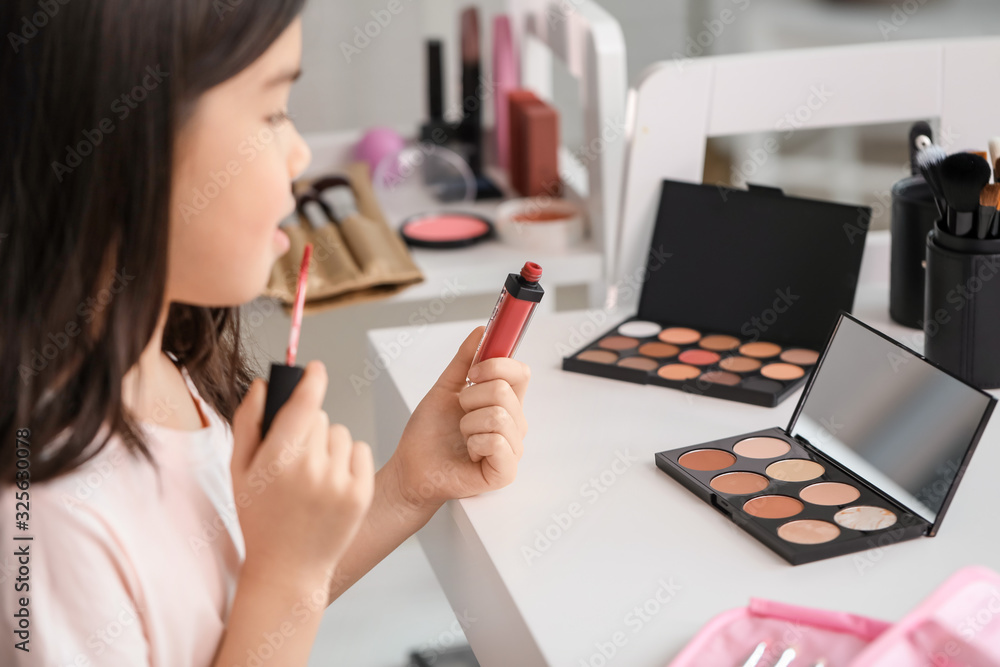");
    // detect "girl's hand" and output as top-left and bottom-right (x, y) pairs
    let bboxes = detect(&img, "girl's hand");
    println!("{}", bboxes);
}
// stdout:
(389, 326), (531, 512)
(230, 362), (374, 591)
